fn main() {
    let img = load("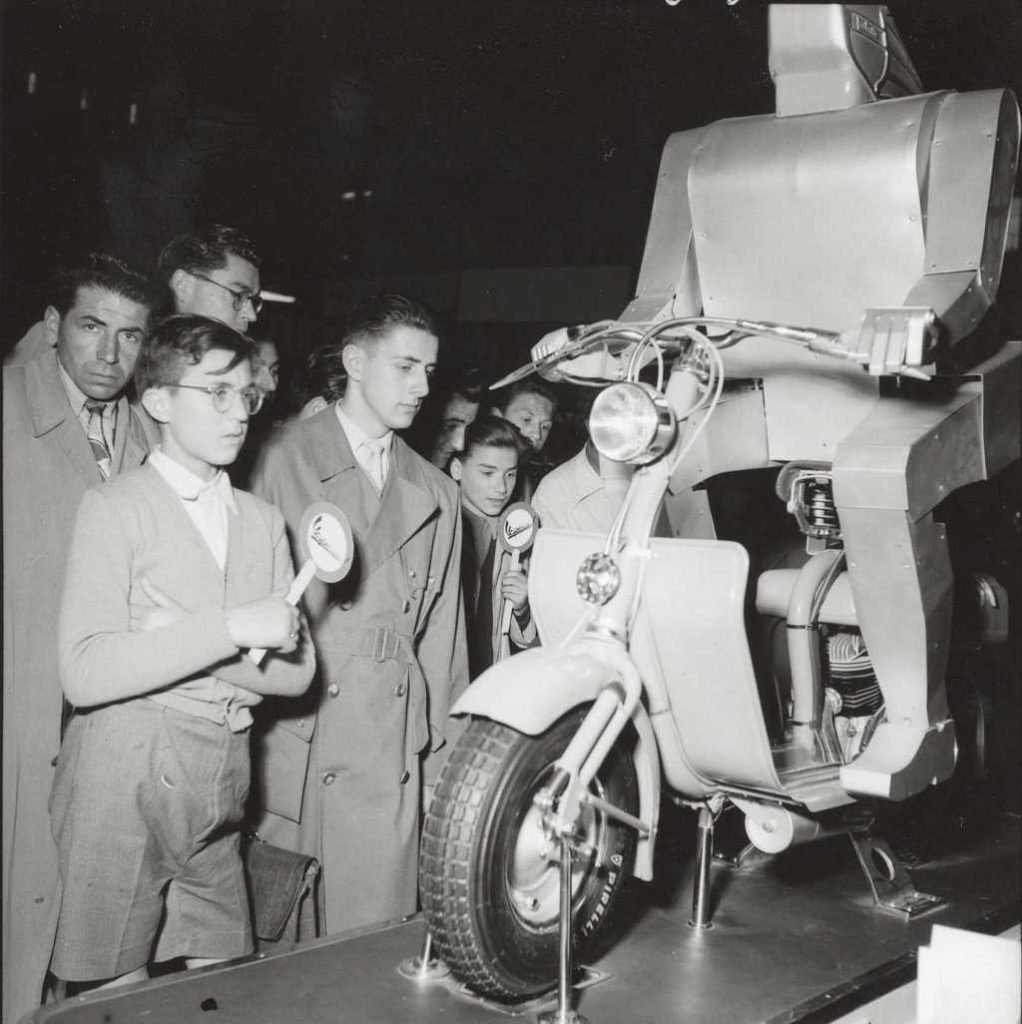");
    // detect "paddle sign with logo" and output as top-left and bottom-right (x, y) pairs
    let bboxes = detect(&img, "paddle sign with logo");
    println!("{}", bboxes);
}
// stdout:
(497, 502), (540, 643)
(249, 501), (354, 665)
